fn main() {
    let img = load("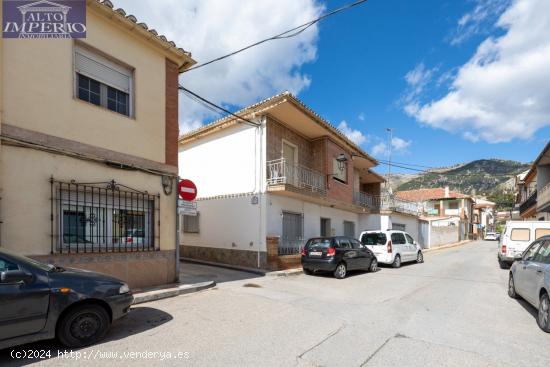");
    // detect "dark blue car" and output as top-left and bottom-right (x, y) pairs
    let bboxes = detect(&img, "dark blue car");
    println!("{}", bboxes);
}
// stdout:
(0, 248), (133, 349)
(301, 236), (378, 279)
